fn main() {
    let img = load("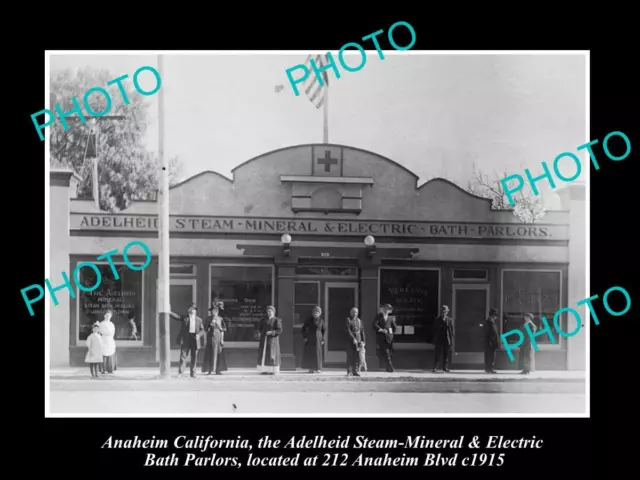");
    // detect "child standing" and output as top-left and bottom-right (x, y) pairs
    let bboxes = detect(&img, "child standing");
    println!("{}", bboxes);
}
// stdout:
(86, 322), (104, 378)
